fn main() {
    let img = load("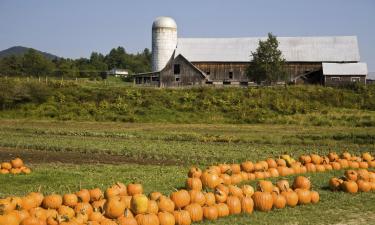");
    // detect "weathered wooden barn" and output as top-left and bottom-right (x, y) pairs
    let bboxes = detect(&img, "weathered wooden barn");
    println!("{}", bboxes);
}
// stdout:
(135, 17), (368, 87)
